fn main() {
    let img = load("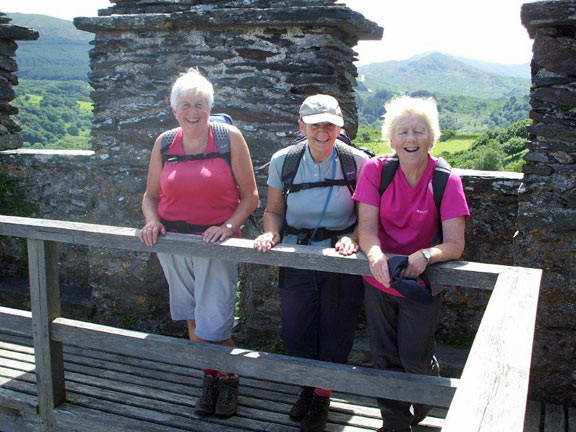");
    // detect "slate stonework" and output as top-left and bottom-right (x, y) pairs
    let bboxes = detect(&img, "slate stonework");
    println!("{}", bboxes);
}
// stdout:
(521, 0), (576, 404)
(0, 13), (38, 151)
